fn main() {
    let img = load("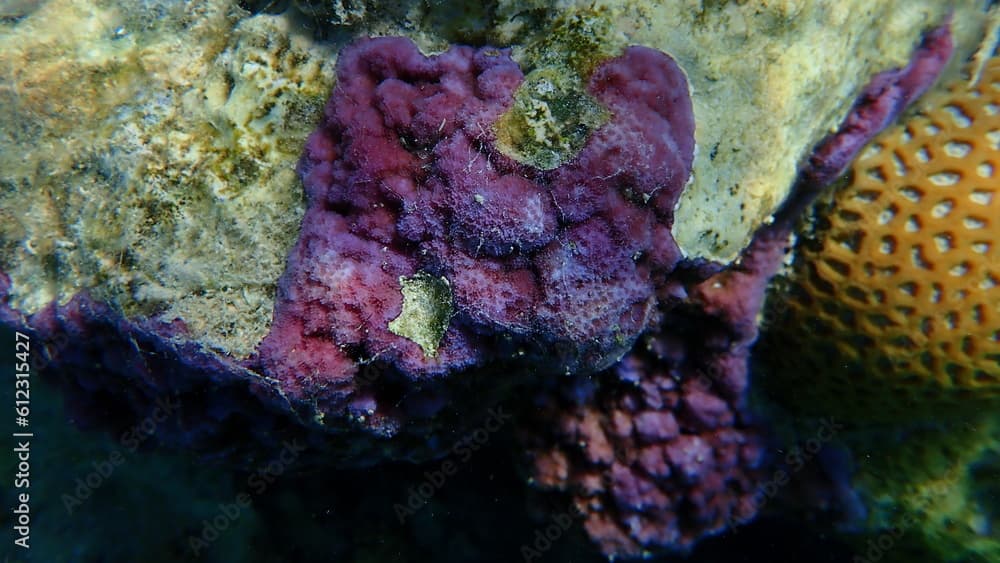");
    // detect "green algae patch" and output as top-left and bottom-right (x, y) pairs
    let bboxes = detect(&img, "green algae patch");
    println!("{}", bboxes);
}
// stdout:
(492, 7), (620, 170)
(493, 67), (609, 170)
(388, 273), (454, 358)
(518, 7), (621, 77)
